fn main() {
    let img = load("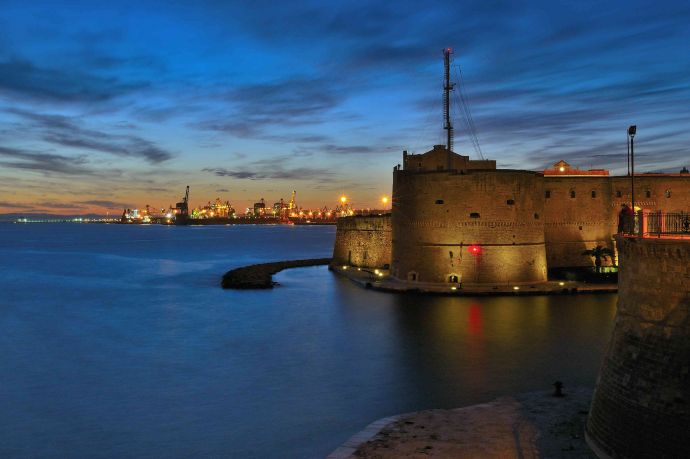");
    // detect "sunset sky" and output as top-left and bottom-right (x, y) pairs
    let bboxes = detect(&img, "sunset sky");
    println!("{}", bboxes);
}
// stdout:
(1, 0), (689, 215)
